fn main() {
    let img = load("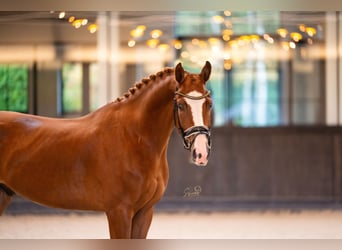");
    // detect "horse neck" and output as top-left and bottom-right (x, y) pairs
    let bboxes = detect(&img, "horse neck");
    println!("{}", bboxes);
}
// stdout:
(135, 75), (176, 149)
(100, 74), (176, 152)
